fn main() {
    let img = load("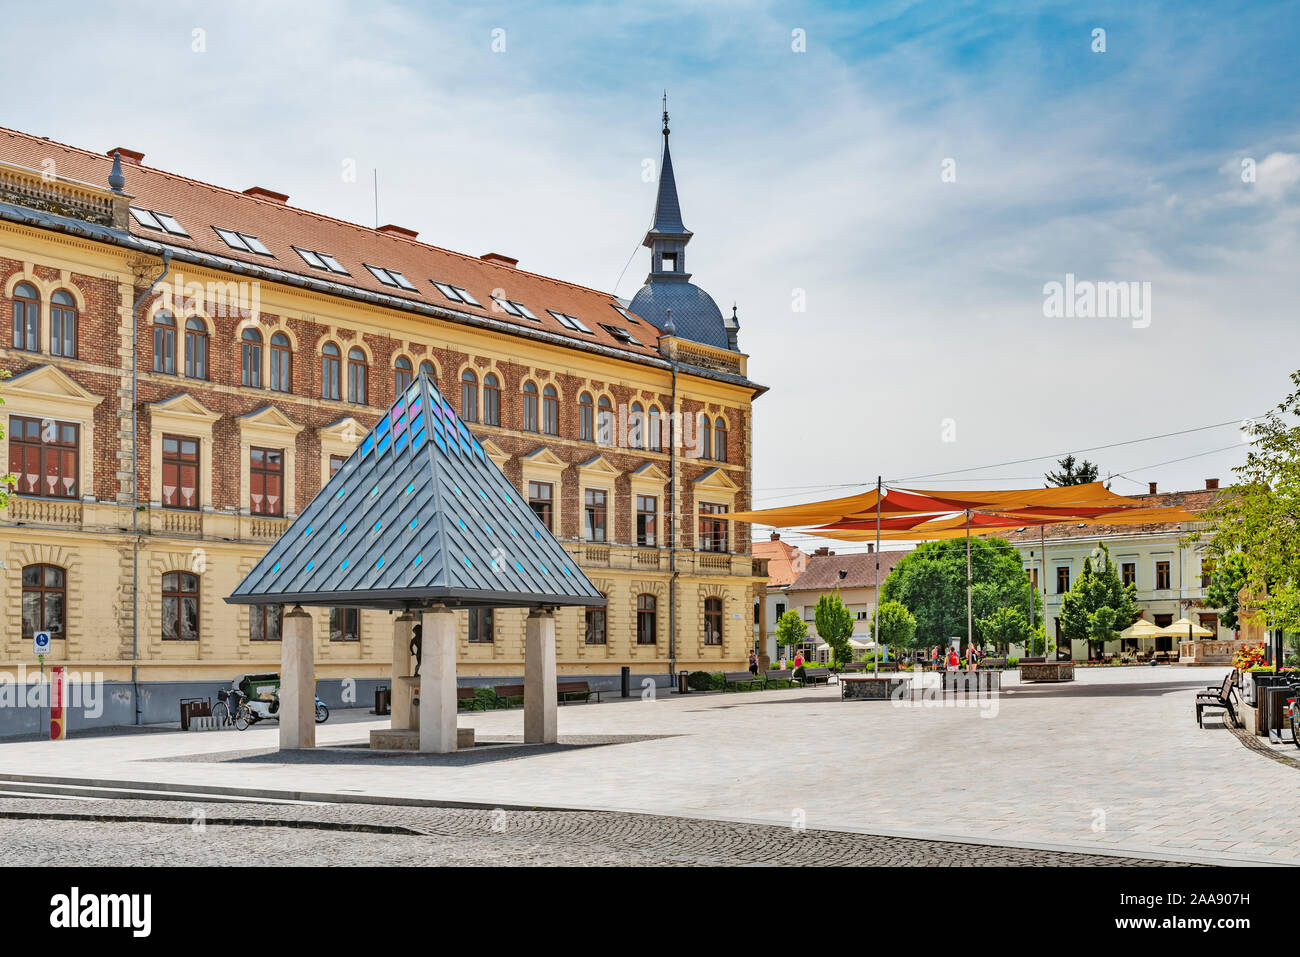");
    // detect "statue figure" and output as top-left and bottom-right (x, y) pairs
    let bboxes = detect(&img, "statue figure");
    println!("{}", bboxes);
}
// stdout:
(409, 623), (422, 676)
